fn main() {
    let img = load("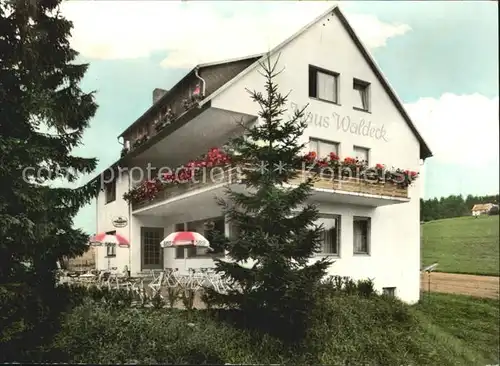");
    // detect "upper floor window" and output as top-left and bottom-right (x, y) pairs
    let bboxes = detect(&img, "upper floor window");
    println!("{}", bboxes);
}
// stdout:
(353, 216), (370, 255)
(309, 65), (339, 104)
(353, 79), (370, 112)
(310, 138), (339, 157)
(105, 180), (116, 204)
(316, 214), (341, 255)
(353, 146), (369, 165)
